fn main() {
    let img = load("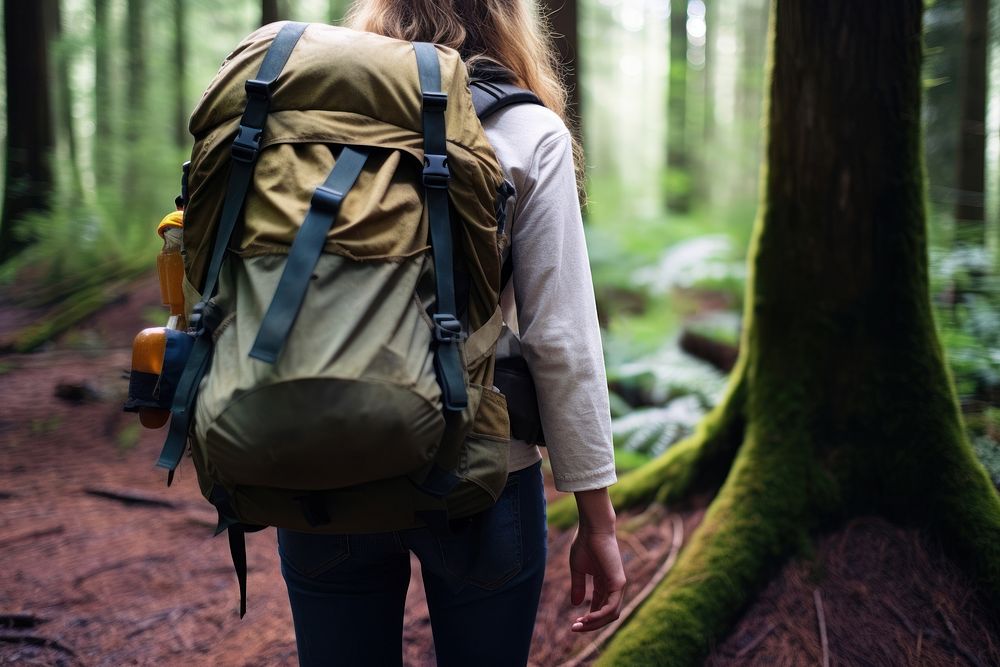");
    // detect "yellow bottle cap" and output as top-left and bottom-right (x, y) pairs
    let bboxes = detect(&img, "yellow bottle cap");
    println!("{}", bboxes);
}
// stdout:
(157, 211), (184, 238)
